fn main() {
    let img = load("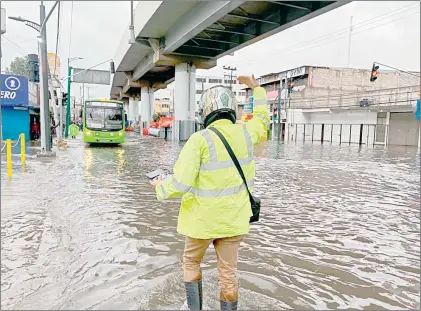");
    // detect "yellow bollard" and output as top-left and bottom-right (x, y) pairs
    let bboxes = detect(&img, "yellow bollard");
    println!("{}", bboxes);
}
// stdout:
(20, 133), (26, 164)
(6, 139), (12, 177)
